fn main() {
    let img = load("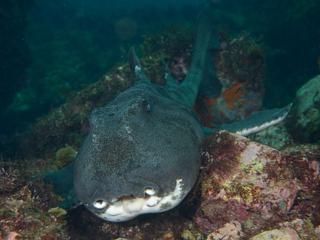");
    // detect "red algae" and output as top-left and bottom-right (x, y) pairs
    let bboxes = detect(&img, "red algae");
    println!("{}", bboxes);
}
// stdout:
(195, 132), (320, 238)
